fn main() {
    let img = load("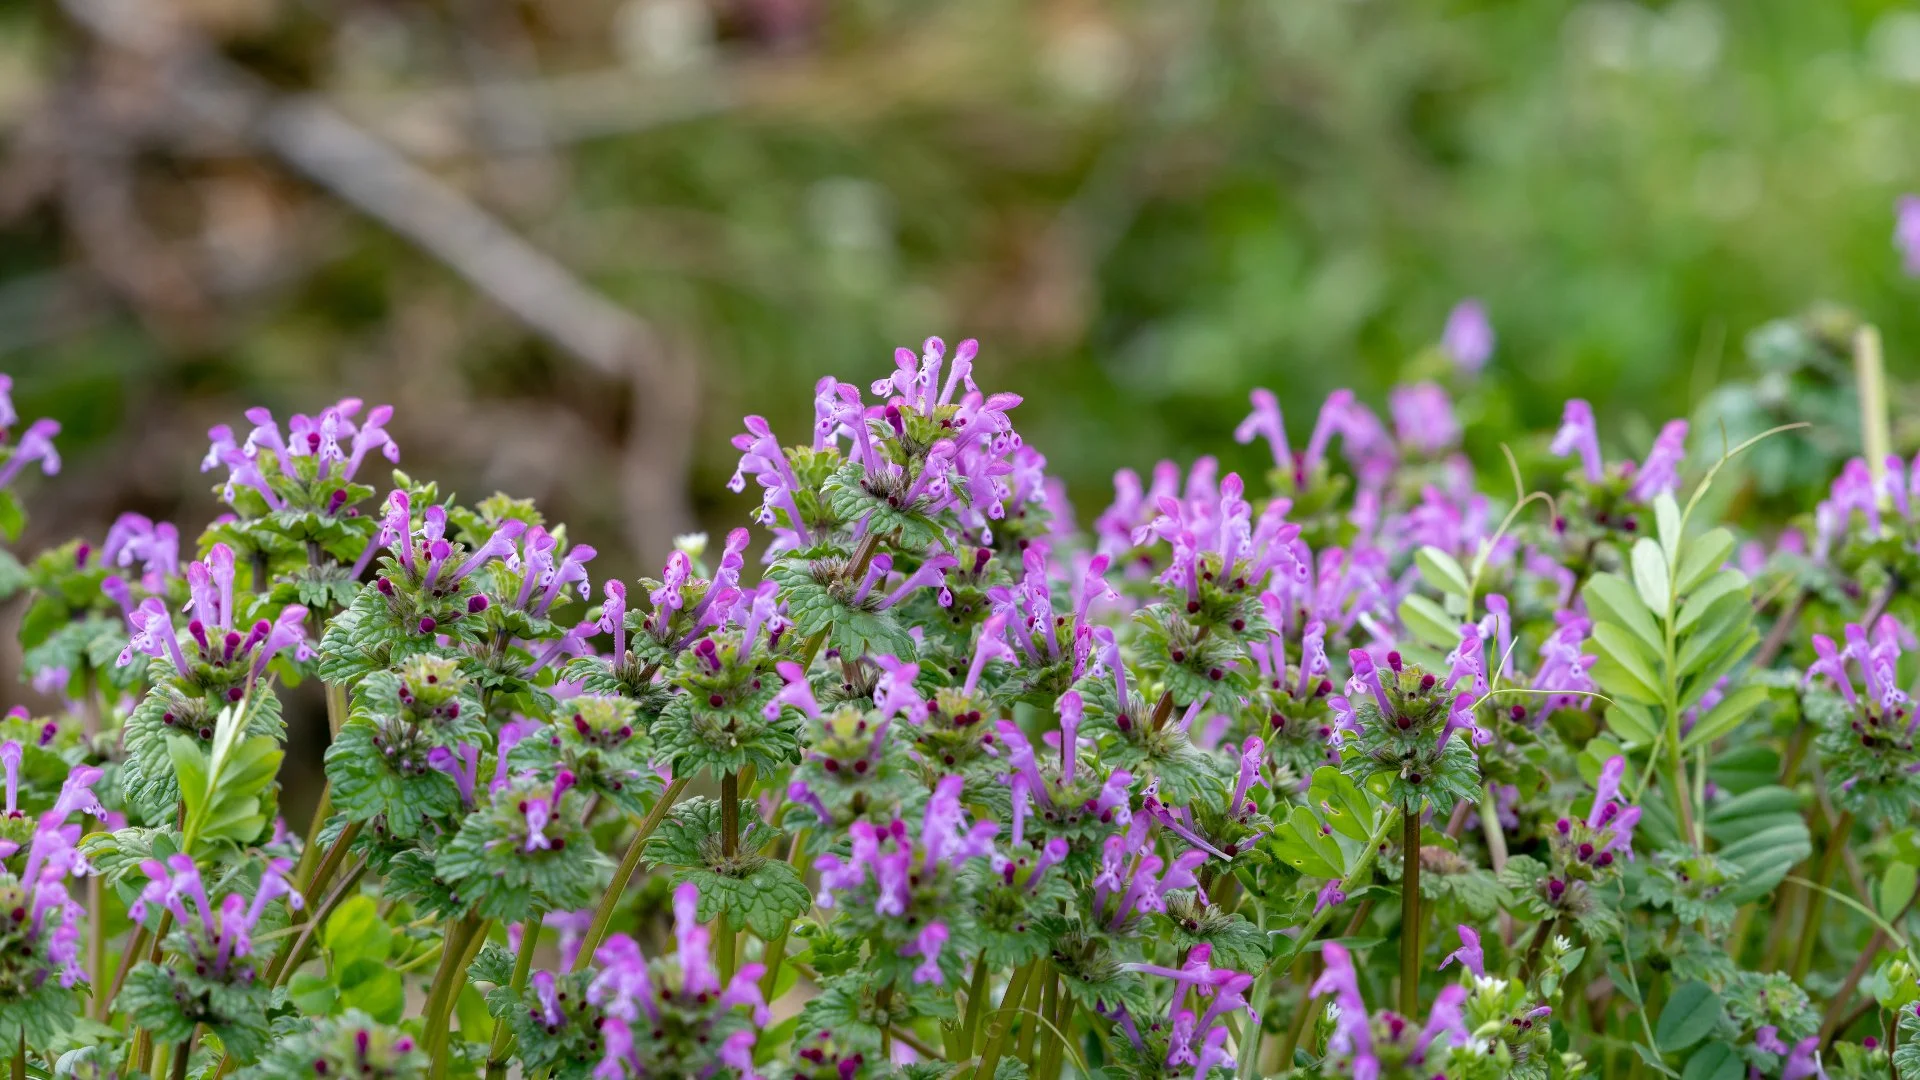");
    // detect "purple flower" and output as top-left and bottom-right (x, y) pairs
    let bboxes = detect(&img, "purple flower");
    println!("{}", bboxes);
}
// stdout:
(1441, 299), (1495, 372)
(1898, 194), (1920, 276)
(103, 513), (181, 586)
(1782, 1035), (1827, 1080)
(812, 775), (997, 918)
(584, 883), (770, 1078)
(598, 580), (628, 665)
(1310, 944), (1376, 1079)
(1388, 382), (1460, 456)
(731, 416), (813, 554)
(426, 744), (480, 807)
(1234, 388), (1291, 475)
(872, 655), (927, 724)
(1754, 1026), (1790, 1055)
(1549, 400), (1603, 484)
(1629, 419), (1689, 502)
(1439, 924), (1483, 977)
(131, 852), (301, 978)
(0, 418), (60, 489)
(1585, 755), (1641, 858)
(905, 921), (949, 984)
